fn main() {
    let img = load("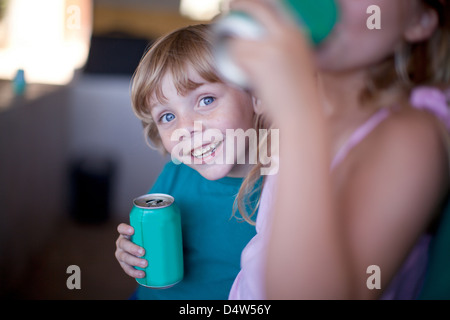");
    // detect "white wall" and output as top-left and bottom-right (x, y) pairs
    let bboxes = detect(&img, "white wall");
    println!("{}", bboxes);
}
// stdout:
(67, 74), (168, 221)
